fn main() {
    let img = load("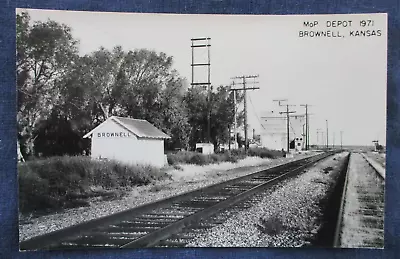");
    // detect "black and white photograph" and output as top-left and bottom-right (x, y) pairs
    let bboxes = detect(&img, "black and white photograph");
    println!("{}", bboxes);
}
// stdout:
(17, 9), (387, 250)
